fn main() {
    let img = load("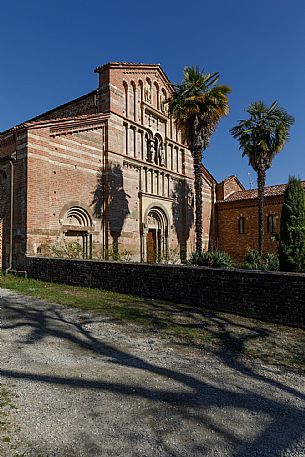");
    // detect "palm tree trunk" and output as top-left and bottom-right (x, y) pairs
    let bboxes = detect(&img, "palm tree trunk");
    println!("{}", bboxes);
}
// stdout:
(257, 169), (266, 255)
(193, 148), (203, 253)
